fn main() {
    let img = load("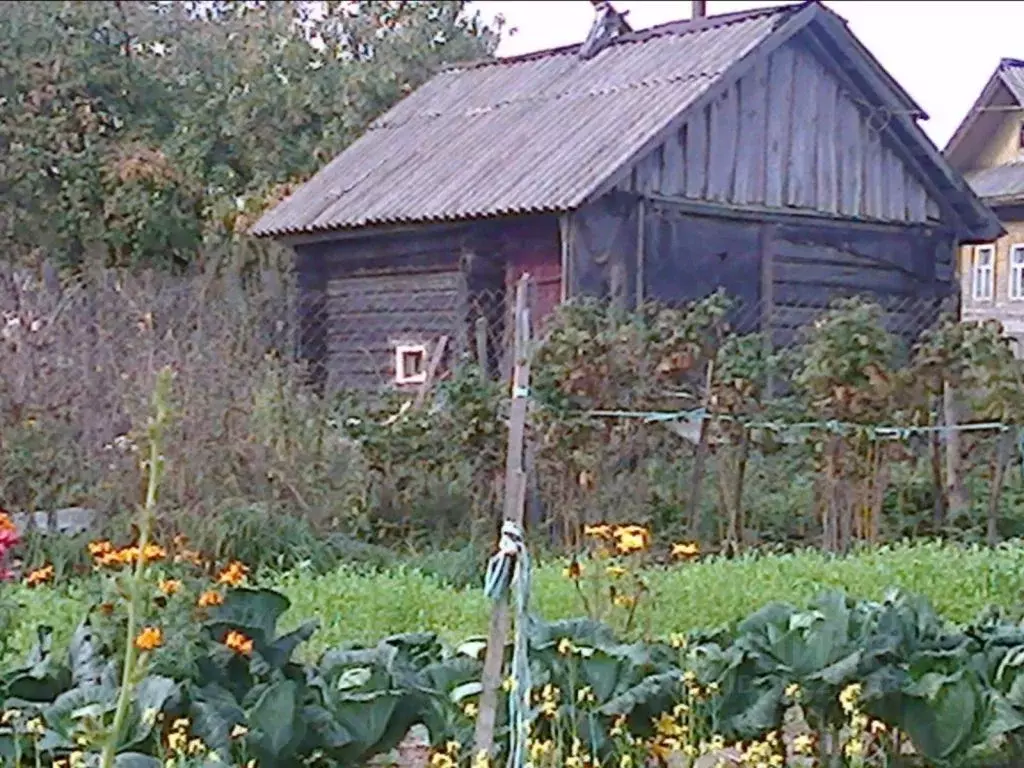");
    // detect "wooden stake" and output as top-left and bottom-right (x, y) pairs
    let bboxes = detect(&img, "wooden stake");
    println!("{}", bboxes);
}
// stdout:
(474, 274), (533, 757)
